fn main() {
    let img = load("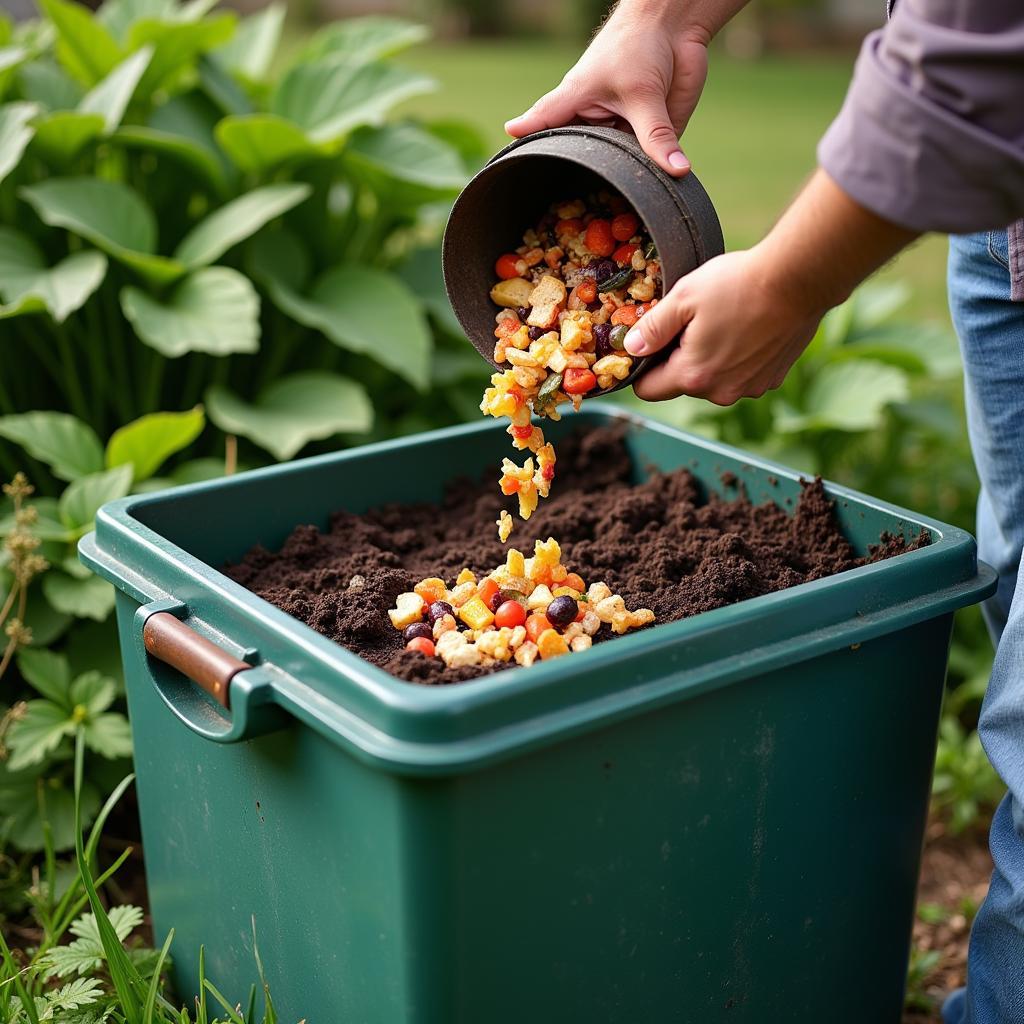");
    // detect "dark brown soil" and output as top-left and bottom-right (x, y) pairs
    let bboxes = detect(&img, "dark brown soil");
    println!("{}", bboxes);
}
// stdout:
(226, 425), (928, 685)
(903, 820), (993, 1022)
